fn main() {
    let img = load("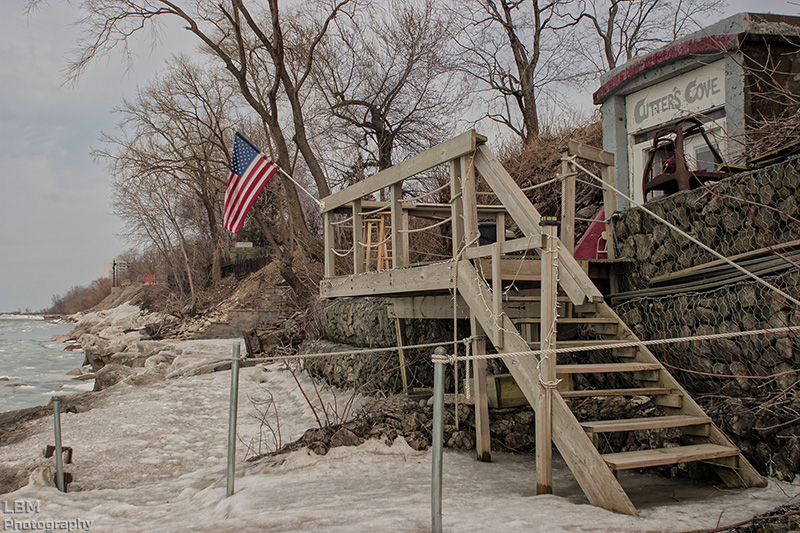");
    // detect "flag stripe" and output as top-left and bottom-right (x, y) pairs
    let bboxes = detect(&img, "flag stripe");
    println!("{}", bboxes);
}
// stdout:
(226, 161), (277, 233)
(224, 157), (271, 228)
(223, 132), (281, 234)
